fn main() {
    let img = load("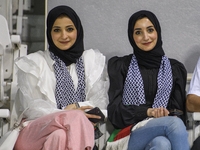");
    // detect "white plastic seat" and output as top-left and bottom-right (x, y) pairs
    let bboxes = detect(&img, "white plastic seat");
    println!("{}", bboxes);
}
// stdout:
(0, 14), (27, 138)
(0, 15), (13, 138)
(192, 112), (200, 142)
